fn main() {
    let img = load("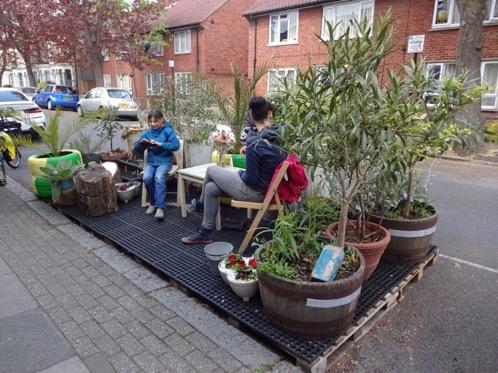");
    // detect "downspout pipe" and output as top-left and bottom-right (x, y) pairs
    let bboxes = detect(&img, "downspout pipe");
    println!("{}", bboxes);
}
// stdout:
(196, 28), (200, 73)
(252, 18), (258, 76)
